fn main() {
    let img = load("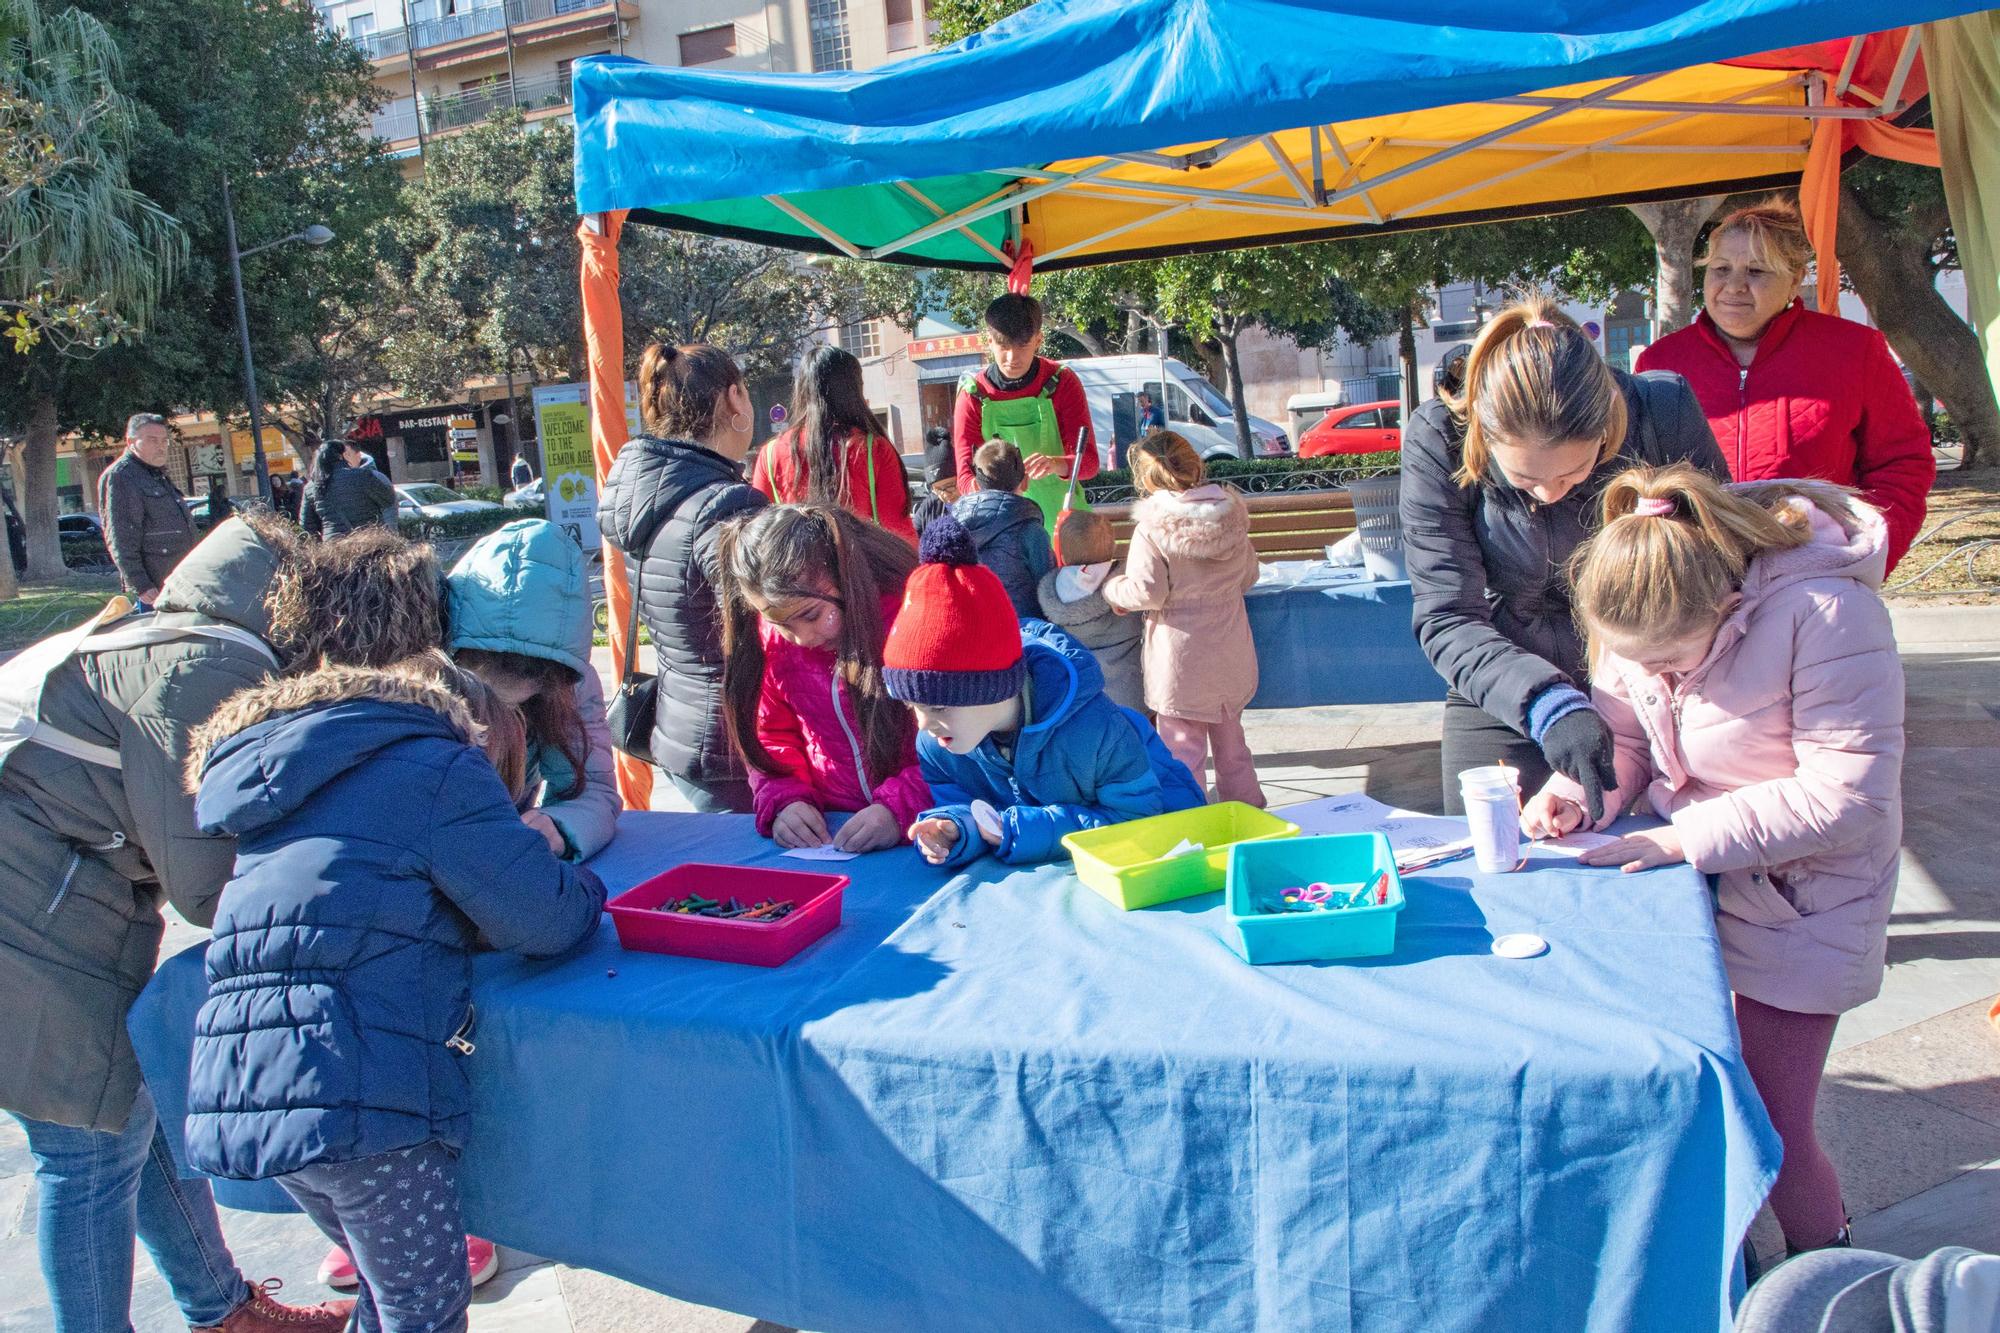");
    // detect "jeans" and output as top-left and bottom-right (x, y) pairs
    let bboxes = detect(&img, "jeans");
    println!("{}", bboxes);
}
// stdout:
(1438, 694), (1549, 815)
(280, 1142), (469, 1333)
(11, 1082), (251, 1332)
(667, 771), (755, 815)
